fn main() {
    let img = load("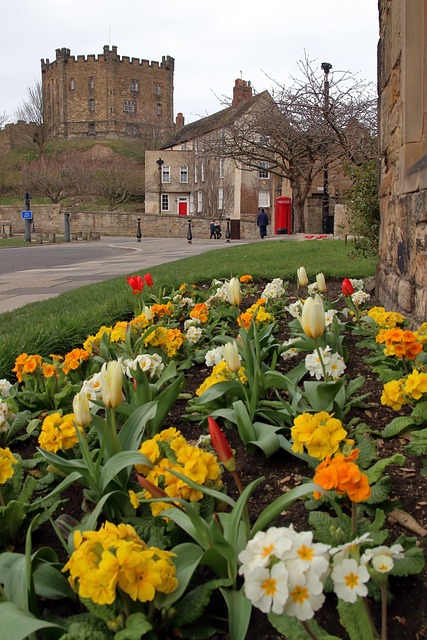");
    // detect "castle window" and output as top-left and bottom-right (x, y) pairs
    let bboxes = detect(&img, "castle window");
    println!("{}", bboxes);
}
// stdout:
(89, 77), (94, 90)
(126, 124), (140, 137)
(123, 100), (136, 113)
(88, 122), (96, 136)
(258, 161), (269, 179)
(130, 79), (139, 92)
(69, 78), (75, 90)
(154, 83), (161, 95)
(157, 104), (162, 116)
(180, 166), (189, 183)
(161, 194), (170, 211)
(161, 165), (170, 184)
(89, 98), (95, 112)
